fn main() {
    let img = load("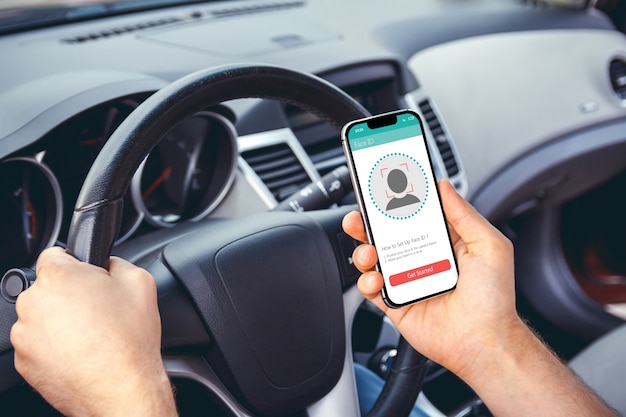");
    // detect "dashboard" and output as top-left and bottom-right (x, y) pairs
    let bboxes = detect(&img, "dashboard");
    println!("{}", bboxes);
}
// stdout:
(1, 0), (626, 415)
(2, 0), (622, 266)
